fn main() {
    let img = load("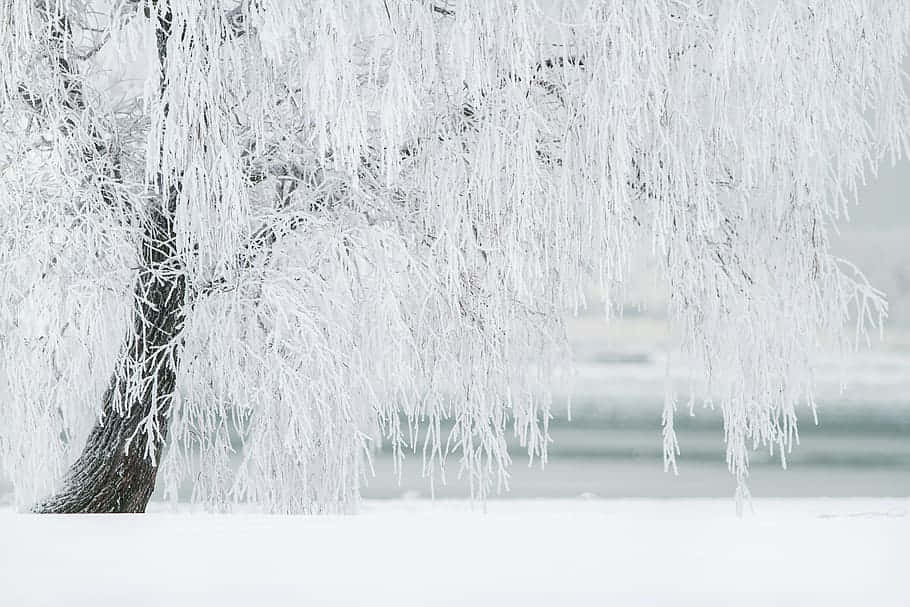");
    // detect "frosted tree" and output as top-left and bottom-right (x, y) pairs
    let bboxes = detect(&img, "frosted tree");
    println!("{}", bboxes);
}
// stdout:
(0, 0), (907, 513)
